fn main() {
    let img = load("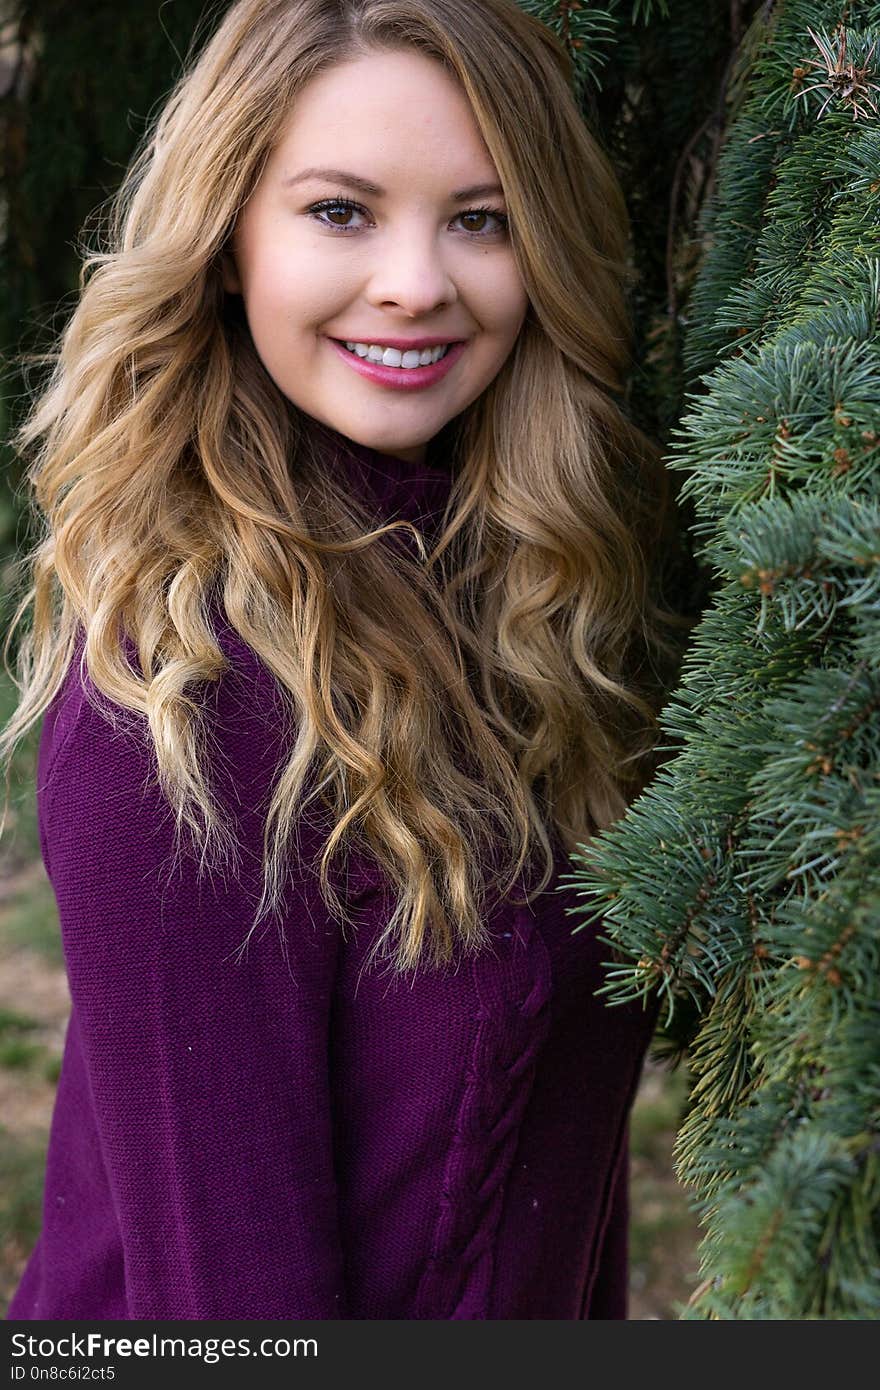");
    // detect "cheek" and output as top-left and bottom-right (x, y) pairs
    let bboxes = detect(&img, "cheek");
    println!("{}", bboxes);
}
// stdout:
(244, 282), (325, 372)
(236, 221), (320, 324)
(249, 255), (360, 344)
(469, 256), (529, 338)
(244, 248), (300, 315)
